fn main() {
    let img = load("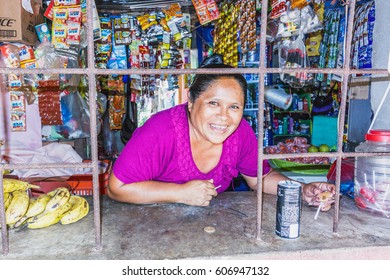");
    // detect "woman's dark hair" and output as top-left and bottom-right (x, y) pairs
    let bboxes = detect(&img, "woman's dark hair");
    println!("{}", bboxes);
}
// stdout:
(188, 54), (247, 104)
